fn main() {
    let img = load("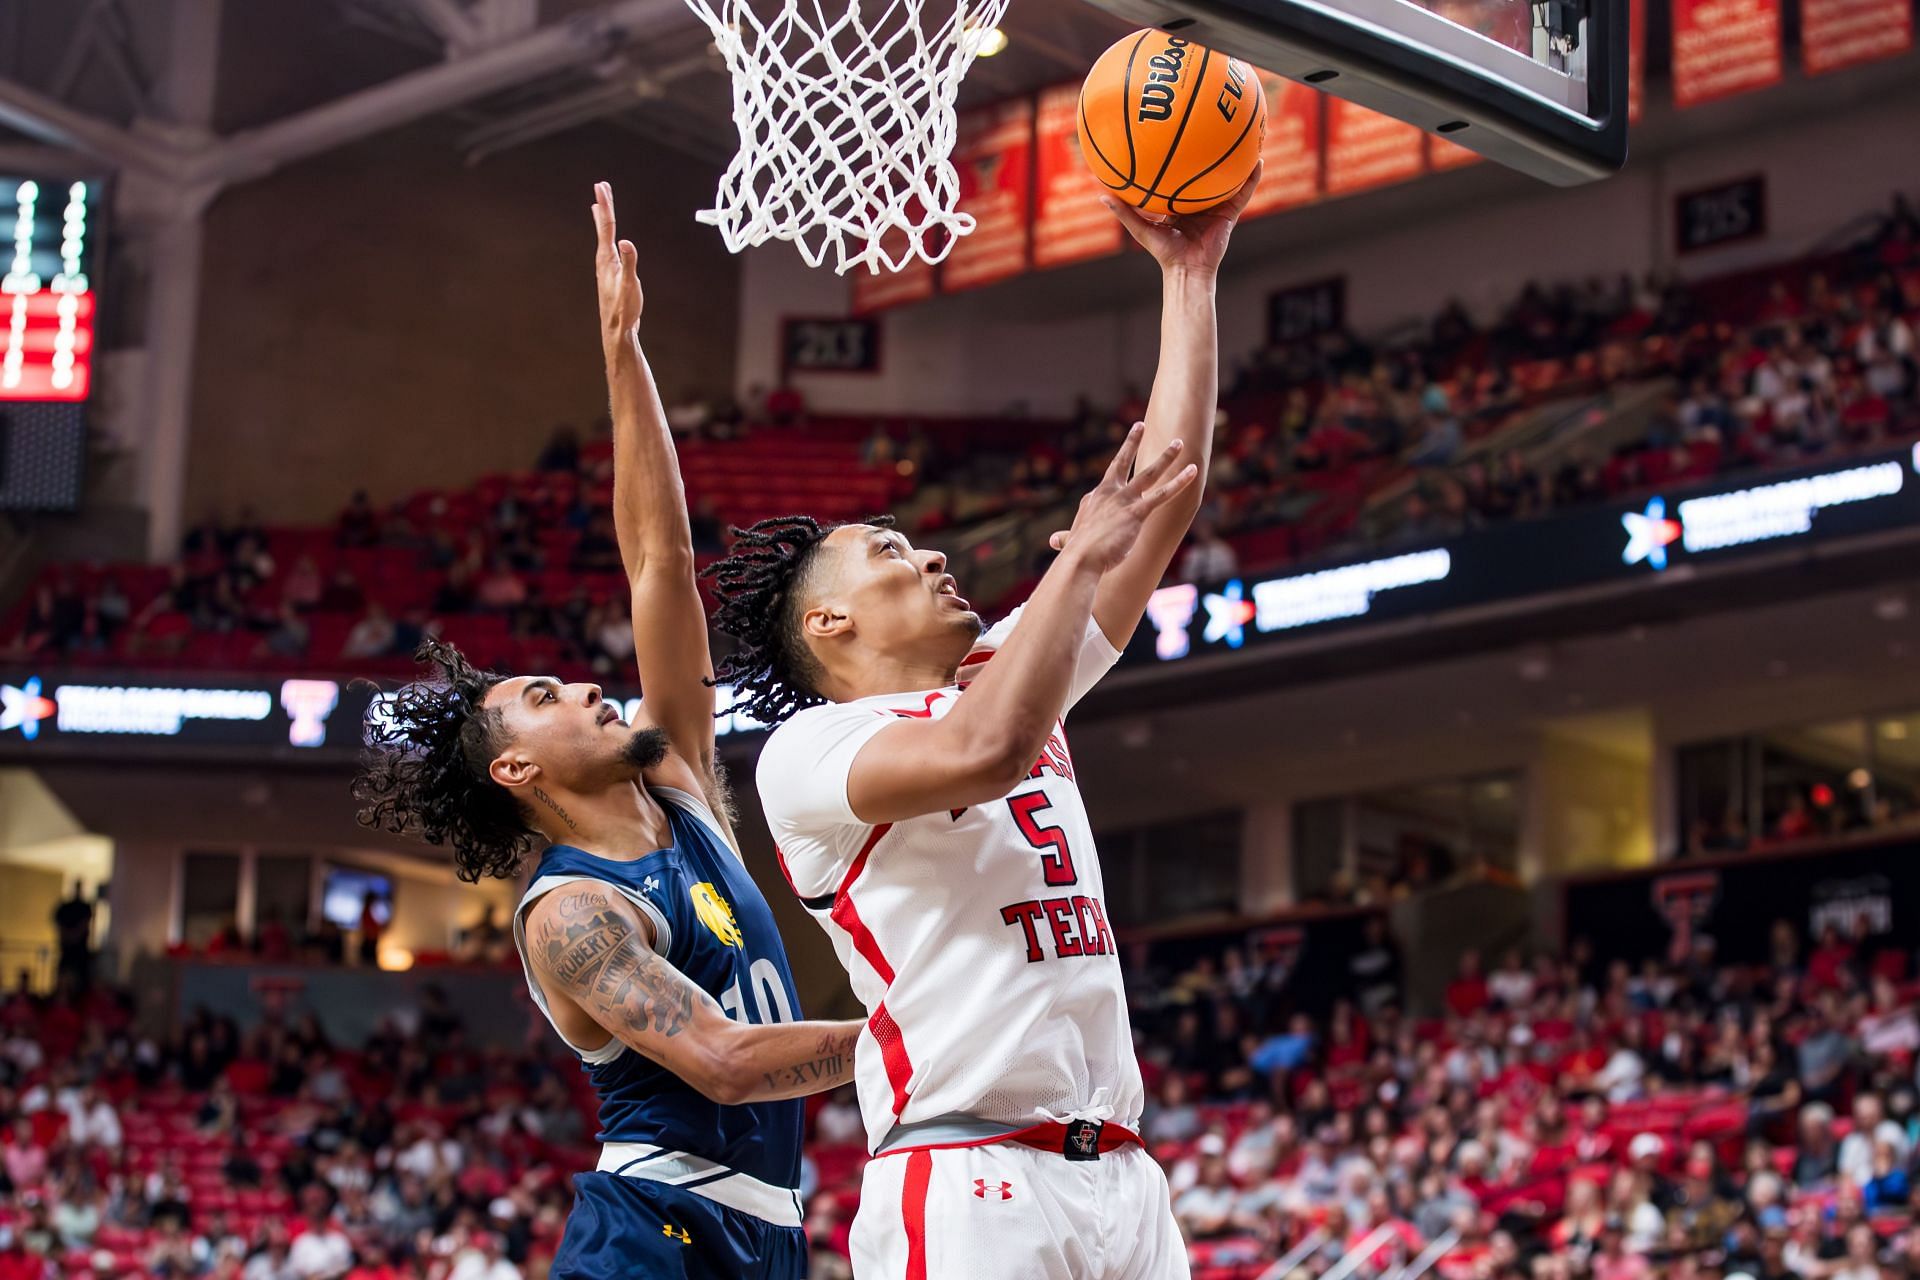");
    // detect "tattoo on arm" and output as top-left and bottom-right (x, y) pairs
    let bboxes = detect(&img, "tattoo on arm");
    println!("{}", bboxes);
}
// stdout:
(761, 1028), (859, 1093)
(531, 787), (580, 833)
(536, 889), (716, 1039)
